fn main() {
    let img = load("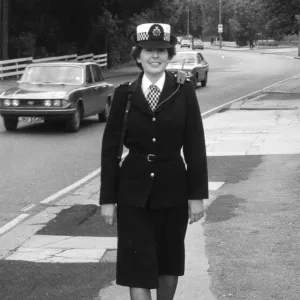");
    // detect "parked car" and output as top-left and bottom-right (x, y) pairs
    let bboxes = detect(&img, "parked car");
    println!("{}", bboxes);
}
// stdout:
(193, 39), (204, 50)
(180, 38), (193, 48)
(166, 51), (209, 88)
(0, 62), (114, 132)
